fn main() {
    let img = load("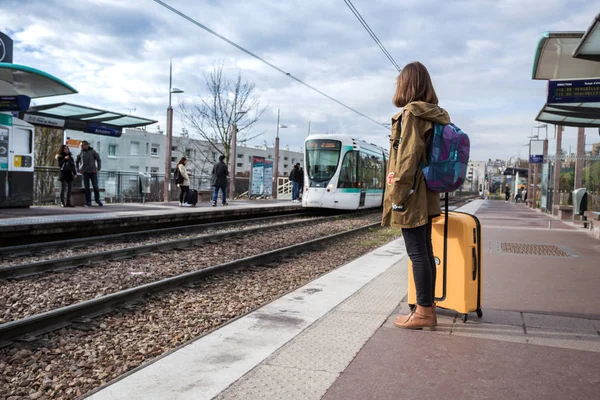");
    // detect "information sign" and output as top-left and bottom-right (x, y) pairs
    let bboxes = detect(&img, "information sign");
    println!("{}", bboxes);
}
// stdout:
(0, 95), (30, 112)
(547, 79), (600, 104)
(86, 123), (121, 137)
(263, 159), (273, 196)
(250, 156), (265, 196)
(529, 140), (545, 164)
